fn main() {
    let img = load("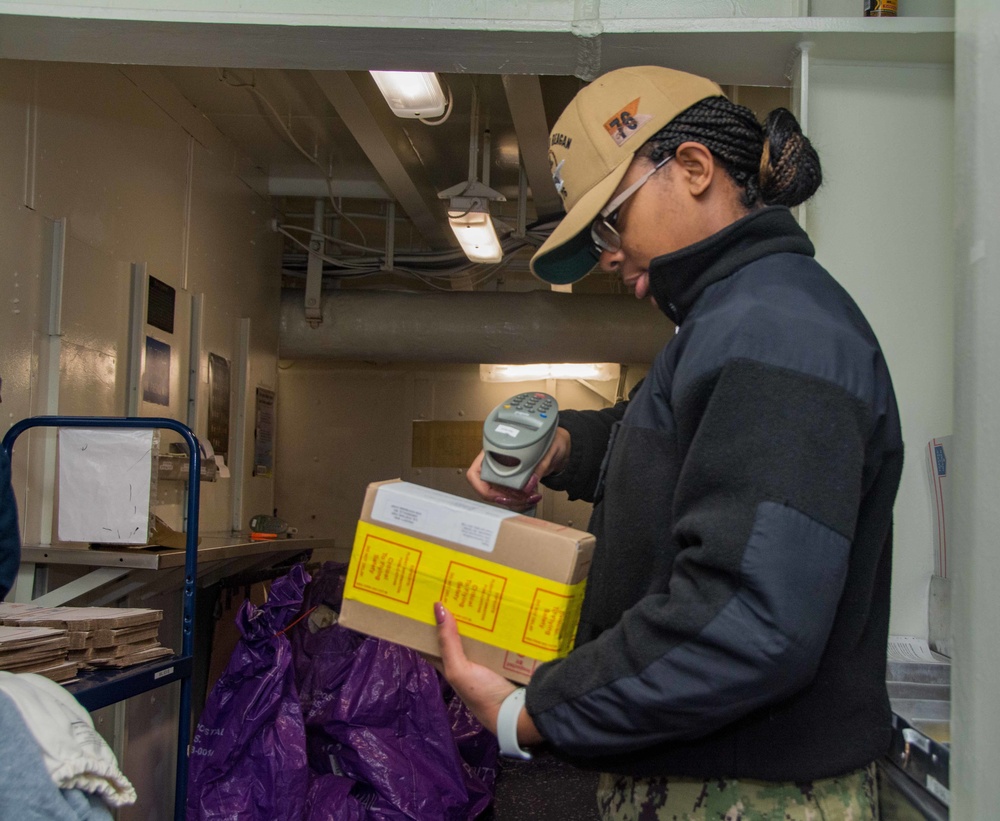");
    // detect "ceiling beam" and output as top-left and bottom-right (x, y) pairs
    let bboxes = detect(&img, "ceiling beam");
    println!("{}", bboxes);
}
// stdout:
(248, 68), (336, 173)
(117, 66), (270, 200)
(310, 70), (452, 249)
(0, 13), (955, 88)
(501, 74), (564, 222)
